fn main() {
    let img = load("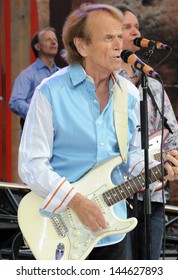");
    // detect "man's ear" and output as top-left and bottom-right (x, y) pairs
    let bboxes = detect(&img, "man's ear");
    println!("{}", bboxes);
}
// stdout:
(73, 37), (87, 57)
(34, 43), (40, 51)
